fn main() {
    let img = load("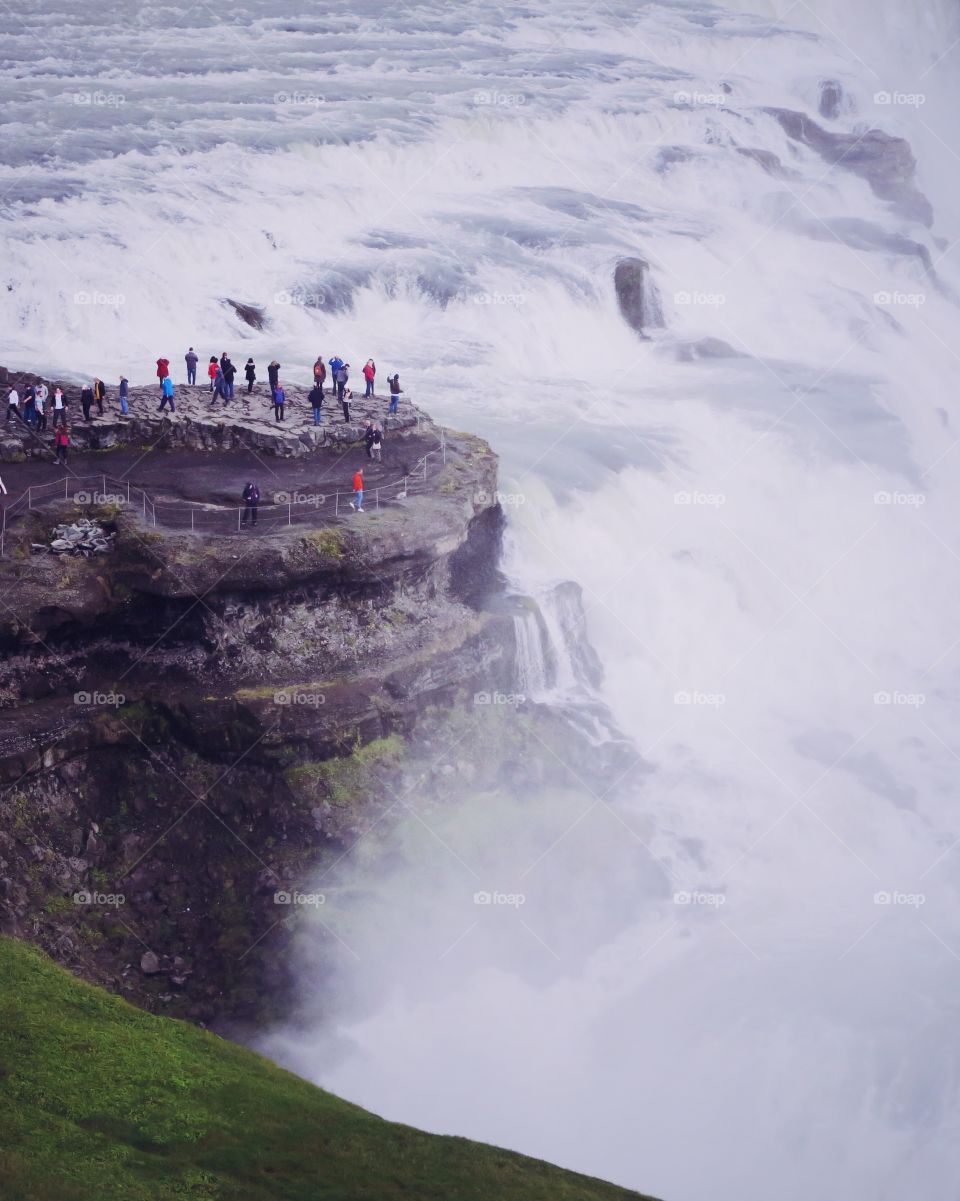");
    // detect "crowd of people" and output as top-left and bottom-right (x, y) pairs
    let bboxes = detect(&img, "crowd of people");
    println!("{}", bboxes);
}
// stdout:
(5, 350), (404, 428)
(4, 349), (405, 480)
(3, 348), (410, 523)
